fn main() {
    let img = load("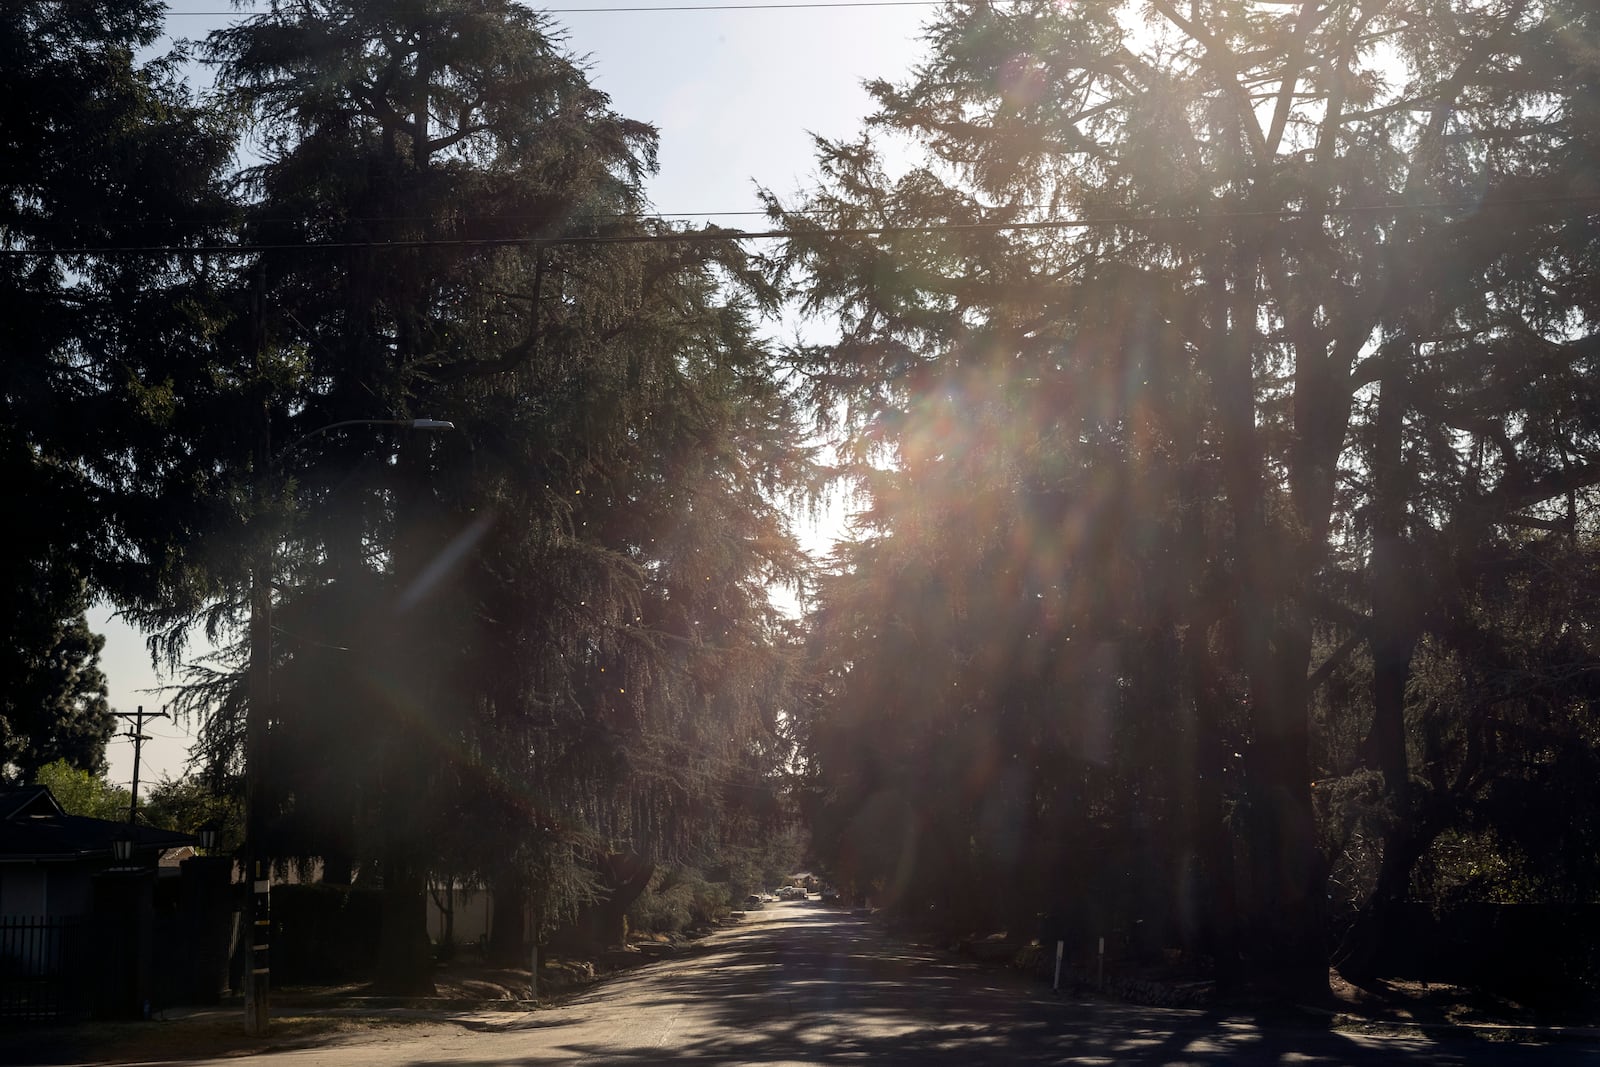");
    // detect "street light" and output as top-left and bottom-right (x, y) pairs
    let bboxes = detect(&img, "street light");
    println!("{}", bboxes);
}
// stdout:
(111, 834), (135, 866)
(243, 415), (453, 1035)
(286, 417), (456, 444)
